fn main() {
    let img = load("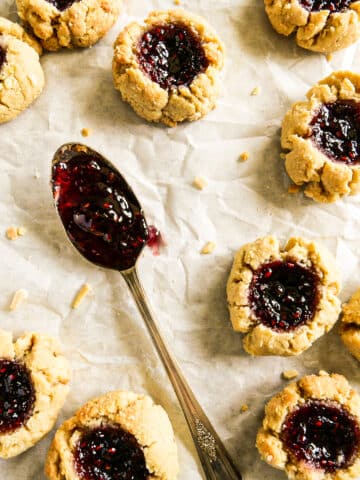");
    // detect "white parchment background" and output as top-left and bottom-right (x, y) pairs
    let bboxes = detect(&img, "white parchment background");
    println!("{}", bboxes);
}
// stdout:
(1, 0), (360, 478)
